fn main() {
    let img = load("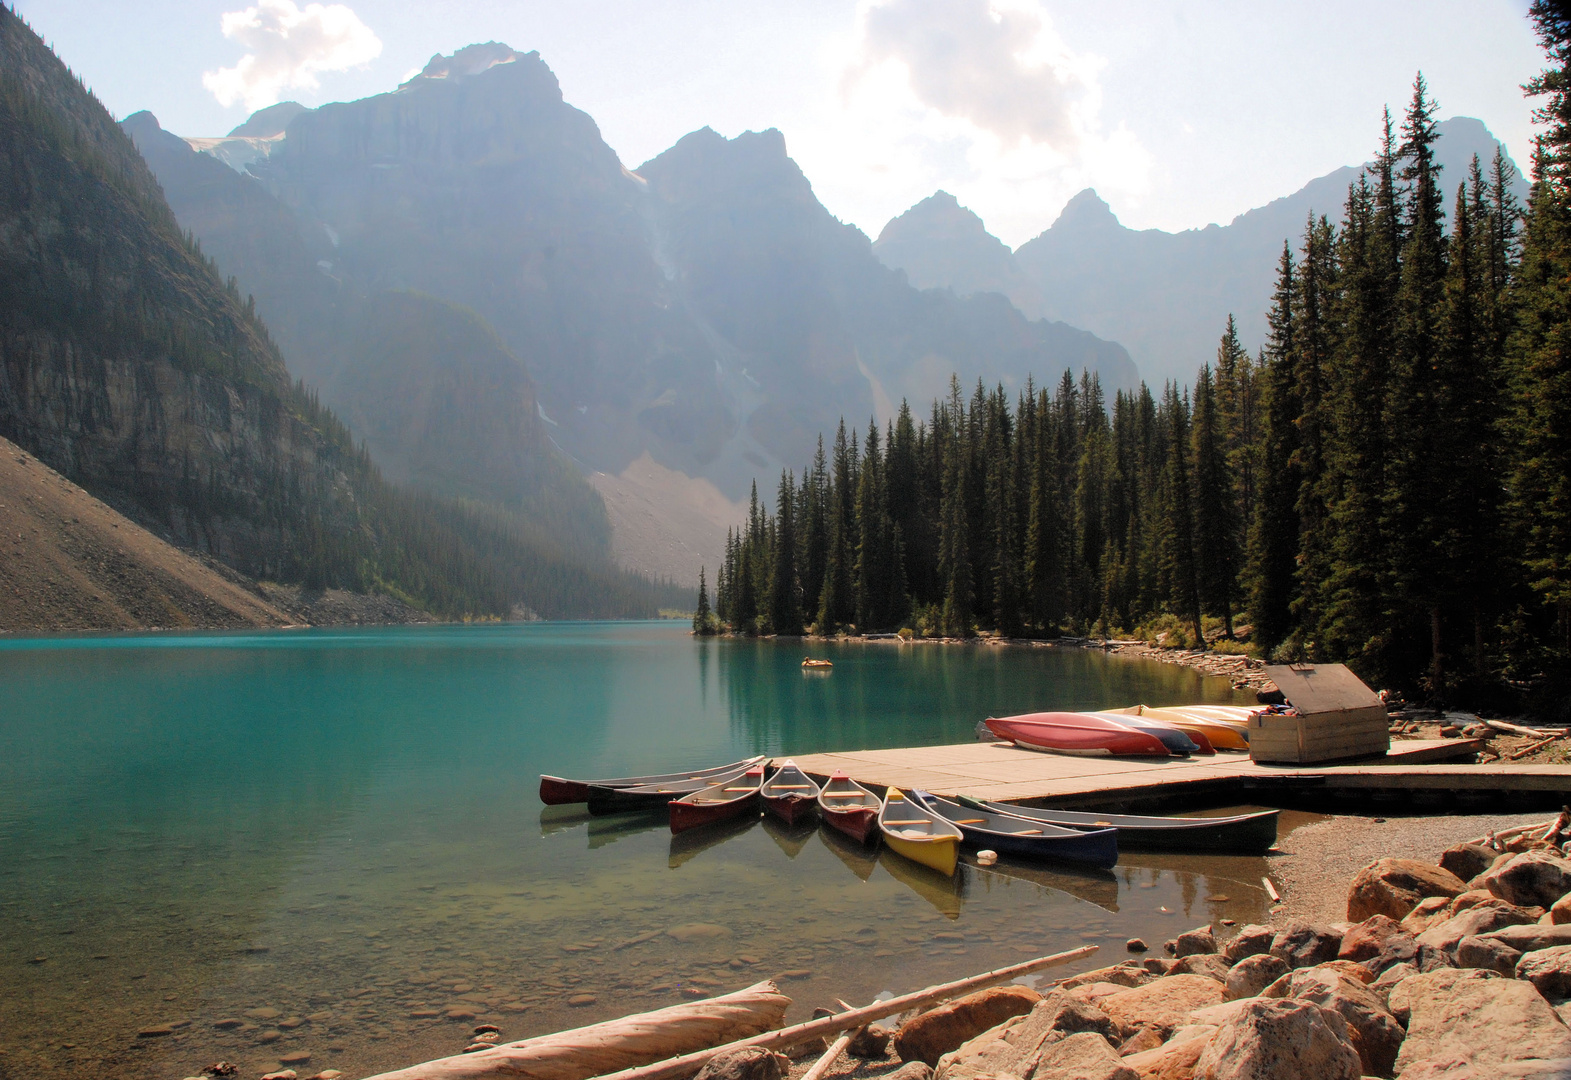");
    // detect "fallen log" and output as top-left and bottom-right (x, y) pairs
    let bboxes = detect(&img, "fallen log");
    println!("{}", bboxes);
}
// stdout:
(361, 980), (792, 1080)
(1509, 735), (1568, 761)
(585, 946), (1097, 1080)
(797, 1001), (863, 1080)
(1485, 718), (1555, 739)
